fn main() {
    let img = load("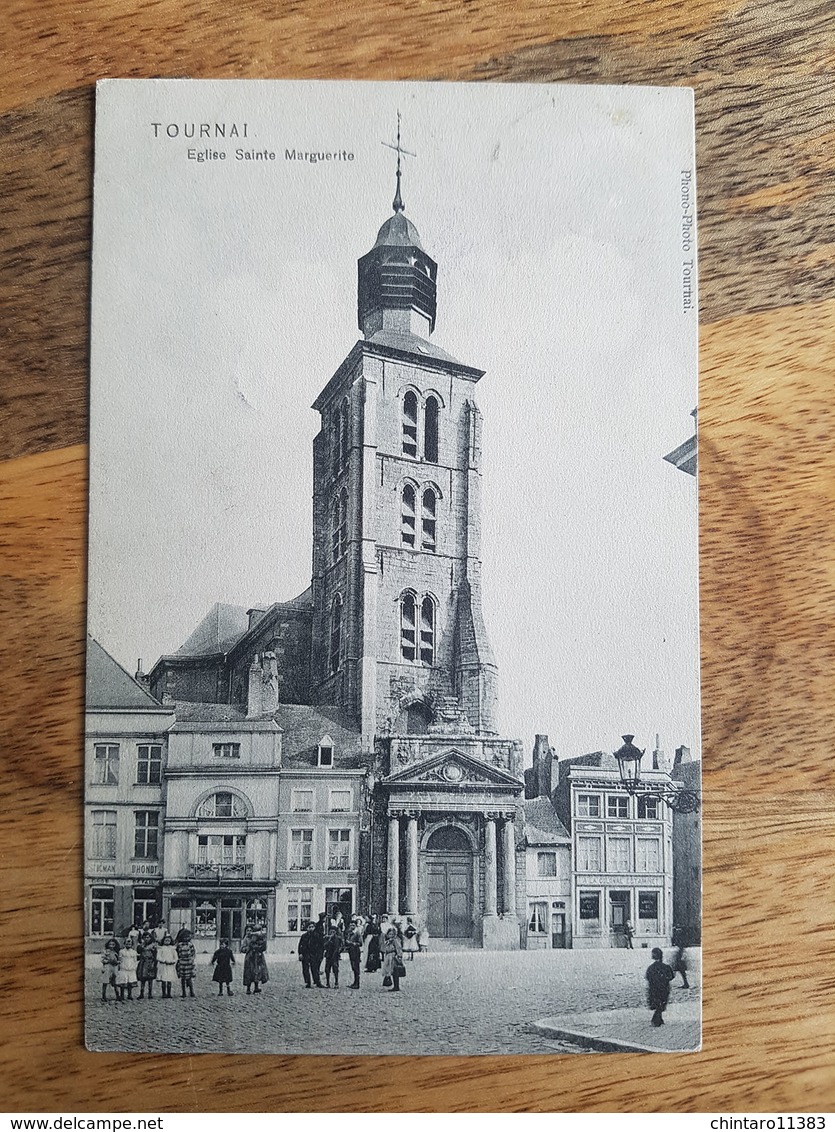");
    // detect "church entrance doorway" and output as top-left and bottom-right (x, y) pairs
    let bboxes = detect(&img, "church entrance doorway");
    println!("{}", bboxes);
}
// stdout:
(425, 826), (473, 939)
